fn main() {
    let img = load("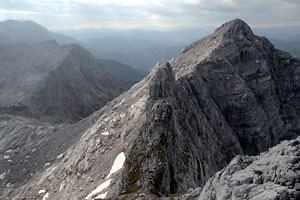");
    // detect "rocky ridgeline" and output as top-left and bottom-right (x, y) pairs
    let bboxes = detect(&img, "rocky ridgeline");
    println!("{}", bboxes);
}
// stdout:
(3, 19), (300, 200)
